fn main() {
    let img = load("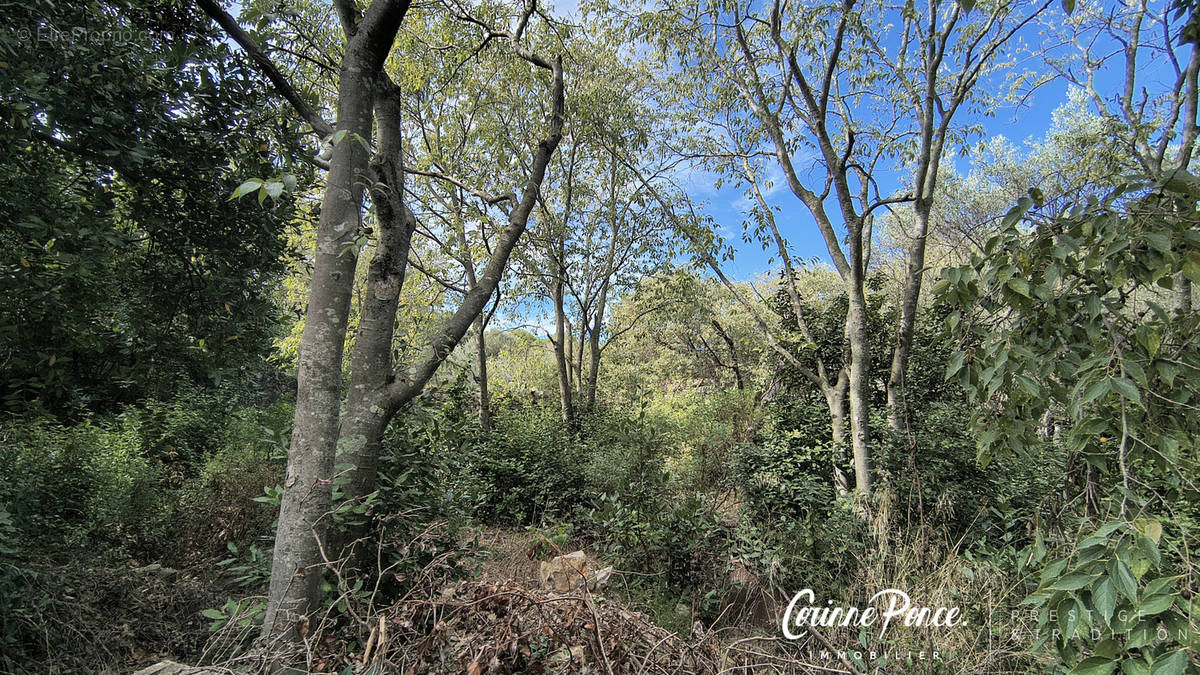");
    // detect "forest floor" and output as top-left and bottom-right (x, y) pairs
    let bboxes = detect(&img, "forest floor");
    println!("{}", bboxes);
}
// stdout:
(470, 527), (542, 587)
(3, 528), (805, 674)
(1, 555), (228, 674)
